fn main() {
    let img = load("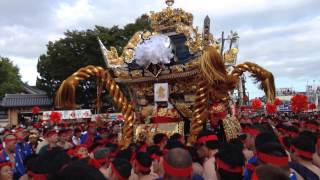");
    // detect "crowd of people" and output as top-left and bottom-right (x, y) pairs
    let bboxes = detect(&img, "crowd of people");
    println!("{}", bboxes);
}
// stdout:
(0, 113), (319, 180)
